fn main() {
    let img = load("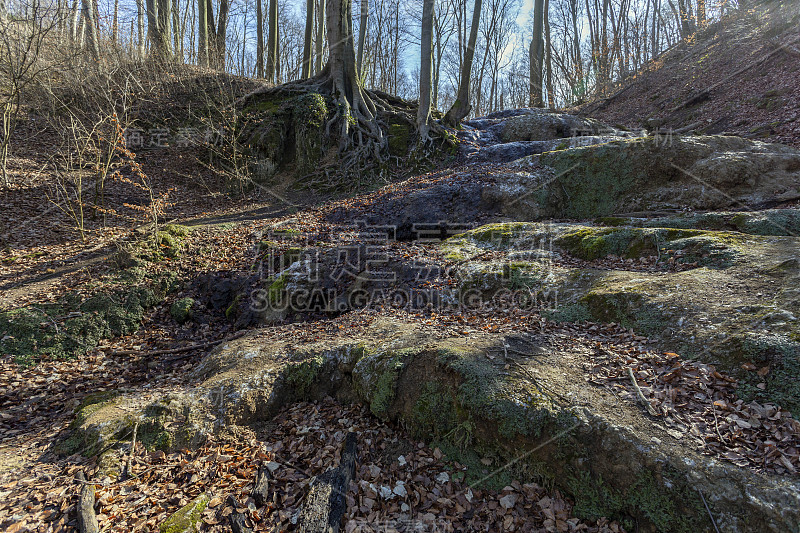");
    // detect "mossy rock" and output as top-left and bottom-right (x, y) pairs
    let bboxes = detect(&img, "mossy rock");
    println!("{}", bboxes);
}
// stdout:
(170, 297), (195, 324)
(0, 280), (168, 364)
(159, 493), (210, 533)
